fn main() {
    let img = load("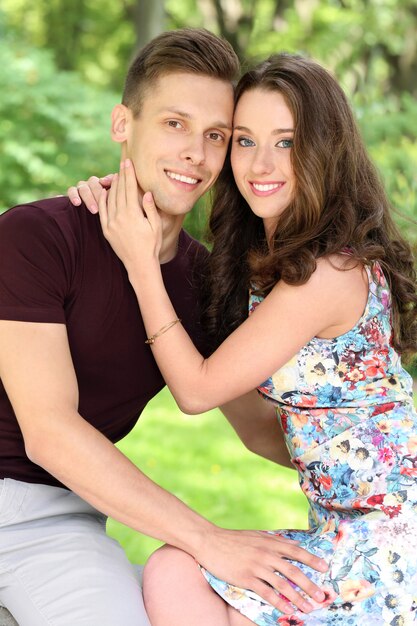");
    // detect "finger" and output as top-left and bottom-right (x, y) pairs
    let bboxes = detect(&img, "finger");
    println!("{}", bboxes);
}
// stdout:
(97, 187), (109, 235)
(67, 185), (82, 207)
(250, 580), (294, 615)
(258, 532), (299, 545)
(275, 541), (328, 574)
(83, 176), (107, 213)
(76, 180), (100, 214)
(124, 159), (141, 213)
(273, 559), (326, 605)
(99, 174), (115, 188)
(262, 568), (315, 613)
(106, 172), (118, 222)
(142, 192), (160, 230)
